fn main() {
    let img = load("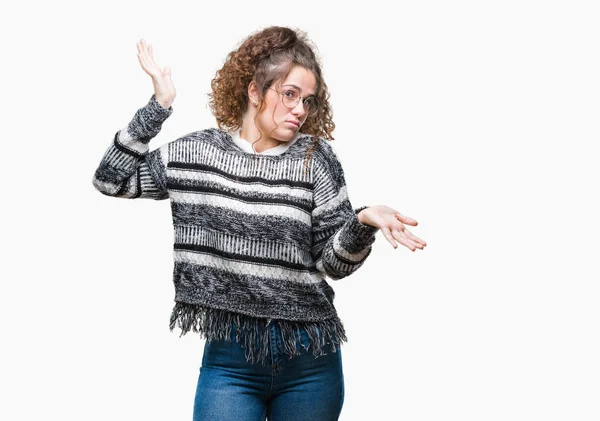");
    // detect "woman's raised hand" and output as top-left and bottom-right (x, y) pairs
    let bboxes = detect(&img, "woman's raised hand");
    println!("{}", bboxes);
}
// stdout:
(136, 39), (176, 110)
(357, 205), (427, 251)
